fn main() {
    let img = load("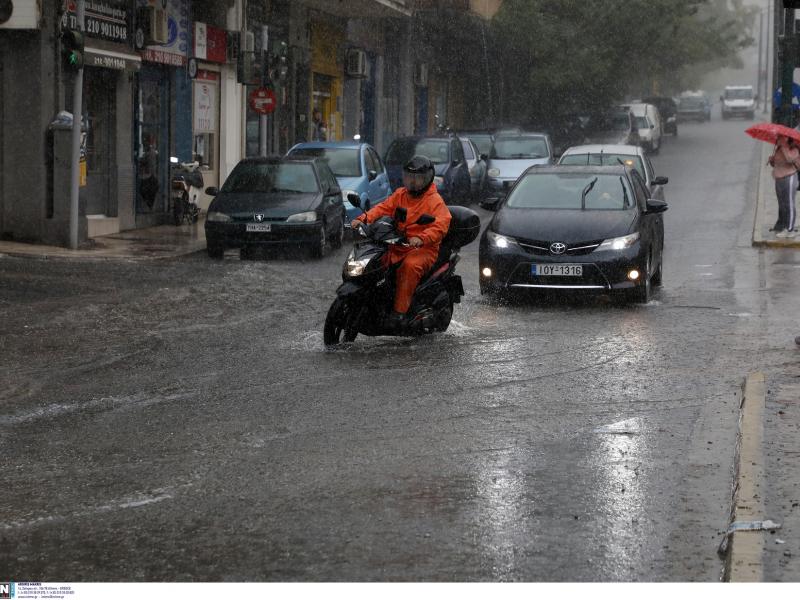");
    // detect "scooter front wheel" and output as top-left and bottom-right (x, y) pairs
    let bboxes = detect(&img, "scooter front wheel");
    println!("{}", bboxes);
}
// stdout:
(323, 298), (358, 346)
